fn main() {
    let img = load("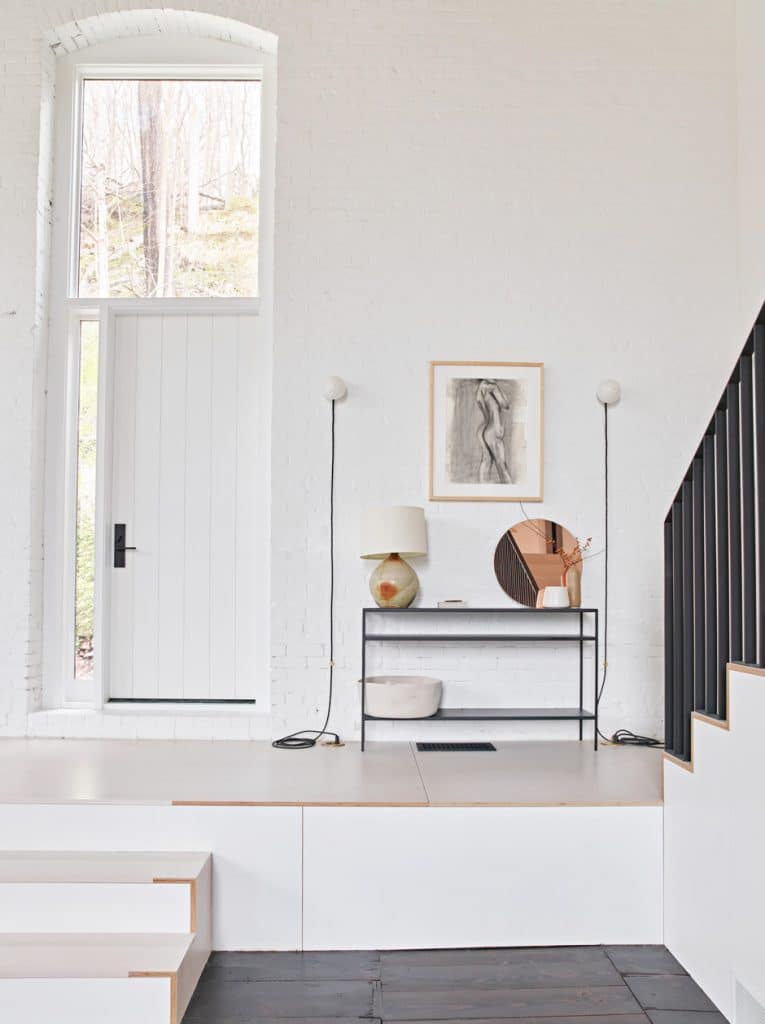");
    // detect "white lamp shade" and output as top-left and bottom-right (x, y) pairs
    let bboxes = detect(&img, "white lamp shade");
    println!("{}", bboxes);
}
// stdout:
(360, 506), (428, 559)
